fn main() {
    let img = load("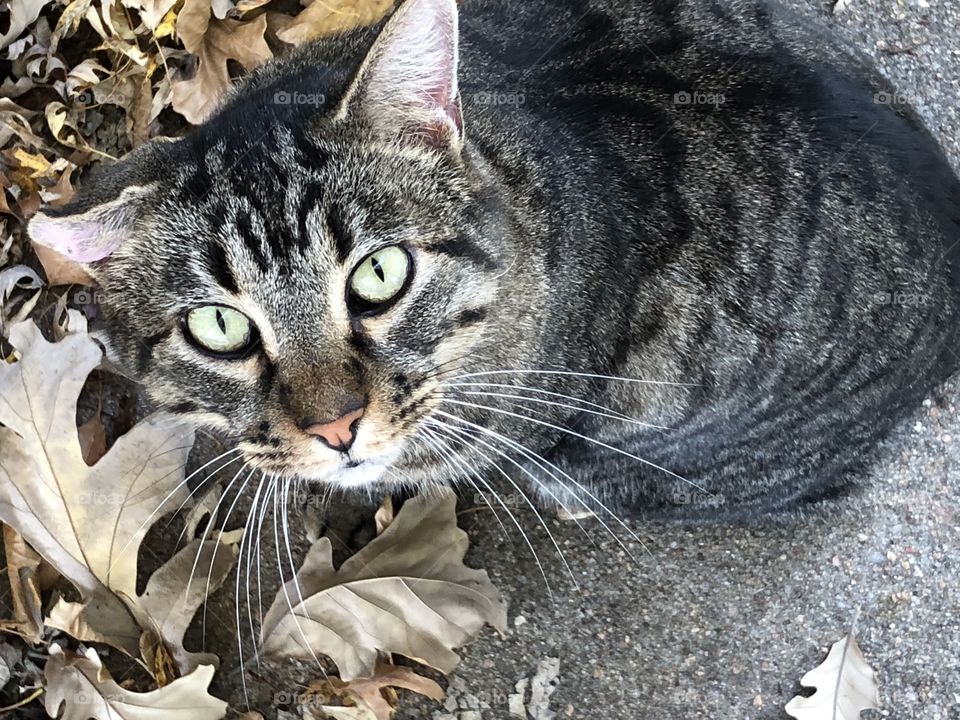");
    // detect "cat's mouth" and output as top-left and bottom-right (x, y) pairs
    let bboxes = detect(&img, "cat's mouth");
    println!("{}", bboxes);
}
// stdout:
(239, 442), (403, 488)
